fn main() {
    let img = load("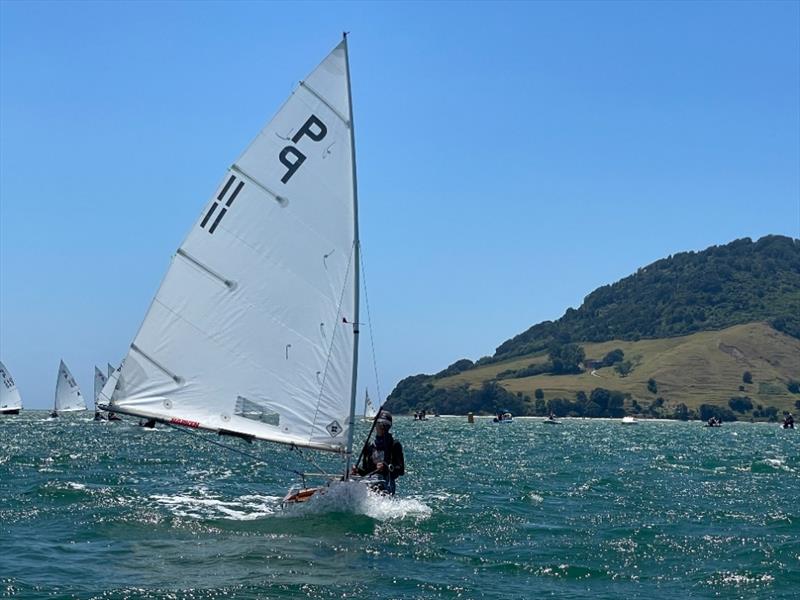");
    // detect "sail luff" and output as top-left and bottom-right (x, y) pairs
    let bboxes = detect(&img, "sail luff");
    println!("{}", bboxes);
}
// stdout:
(343, 32), (360, 477)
